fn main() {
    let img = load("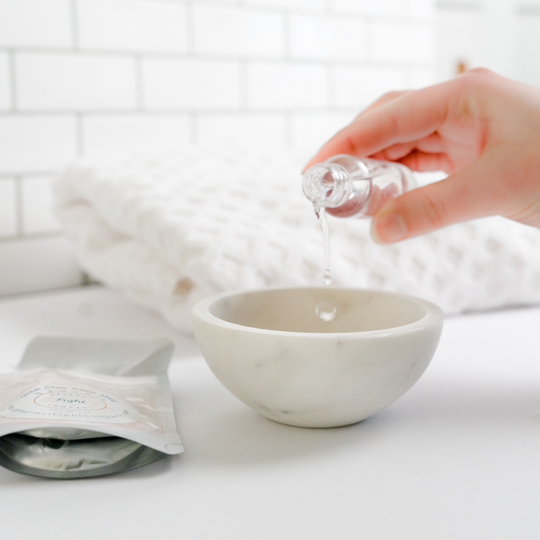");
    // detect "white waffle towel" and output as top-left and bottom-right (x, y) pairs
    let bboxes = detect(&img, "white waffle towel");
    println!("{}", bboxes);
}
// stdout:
(54, 148), (540, 333)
